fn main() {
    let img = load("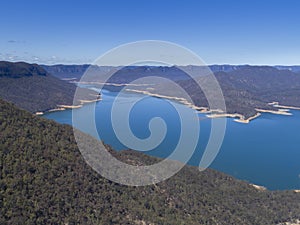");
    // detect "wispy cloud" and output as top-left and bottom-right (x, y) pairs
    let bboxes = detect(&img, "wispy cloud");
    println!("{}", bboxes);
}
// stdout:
(1, 49), (92, 65)
(7, 40), (26, 44)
